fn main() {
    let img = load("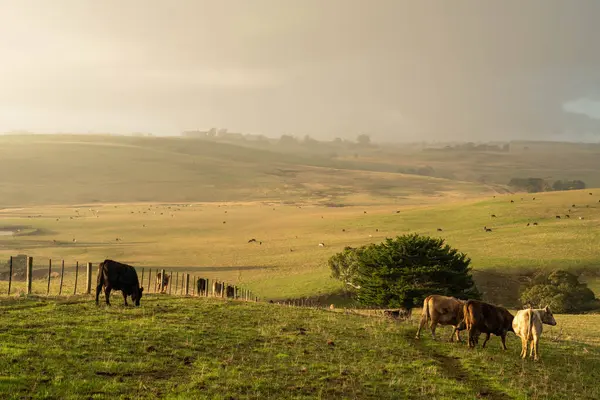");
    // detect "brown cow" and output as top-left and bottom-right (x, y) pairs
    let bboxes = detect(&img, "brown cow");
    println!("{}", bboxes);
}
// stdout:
(156, 272), (170, 293)
(415, 295), (466, 342)
(463, 300), (514, 349)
